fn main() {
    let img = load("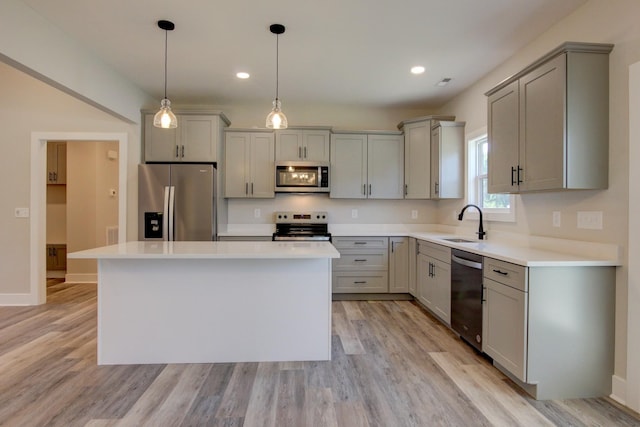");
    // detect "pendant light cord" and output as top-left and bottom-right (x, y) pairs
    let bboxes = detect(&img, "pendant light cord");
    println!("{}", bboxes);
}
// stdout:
(275, 33), (279, 101)
(163, 29), (168, 100)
